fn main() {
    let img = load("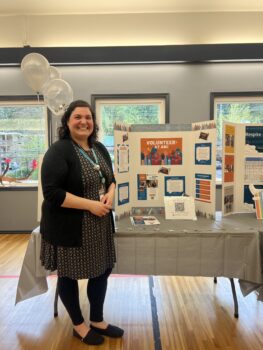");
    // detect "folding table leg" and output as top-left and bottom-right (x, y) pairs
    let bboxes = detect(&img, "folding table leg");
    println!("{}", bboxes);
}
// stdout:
(54, 279), (59, 317)
(229, 278), (239, 318)
(214, 277), (239, 318)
